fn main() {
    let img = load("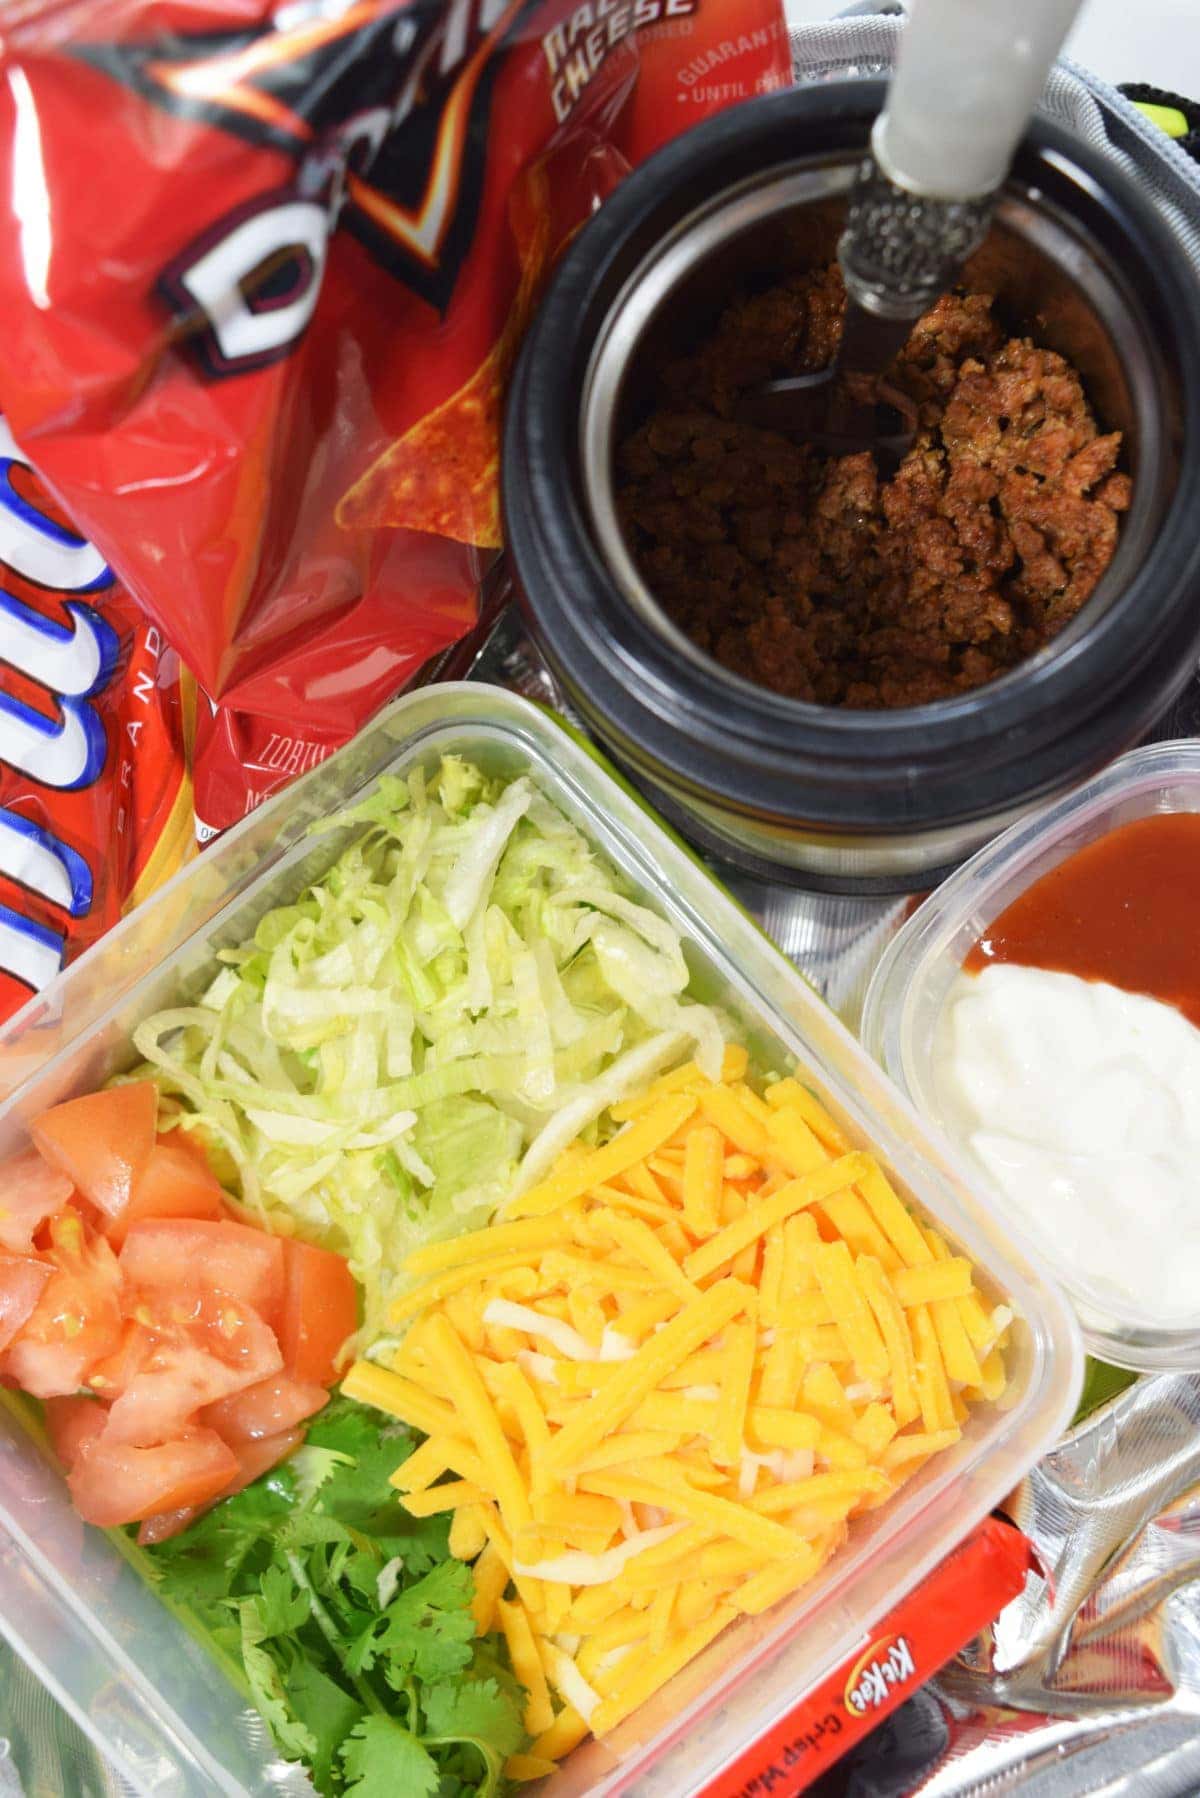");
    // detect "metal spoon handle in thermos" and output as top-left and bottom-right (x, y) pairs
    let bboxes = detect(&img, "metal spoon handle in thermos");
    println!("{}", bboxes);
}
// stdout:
(739, 0), (1088, 460)
(841, 0), (1088, 323)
